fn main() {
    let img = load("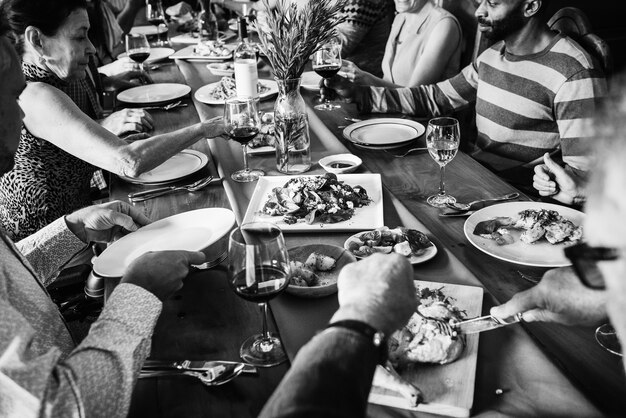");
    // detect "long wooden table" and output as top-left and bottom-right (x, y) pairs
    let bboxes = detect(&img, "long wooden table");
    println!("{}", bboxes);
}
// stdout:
(103, 51), (623, 417)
